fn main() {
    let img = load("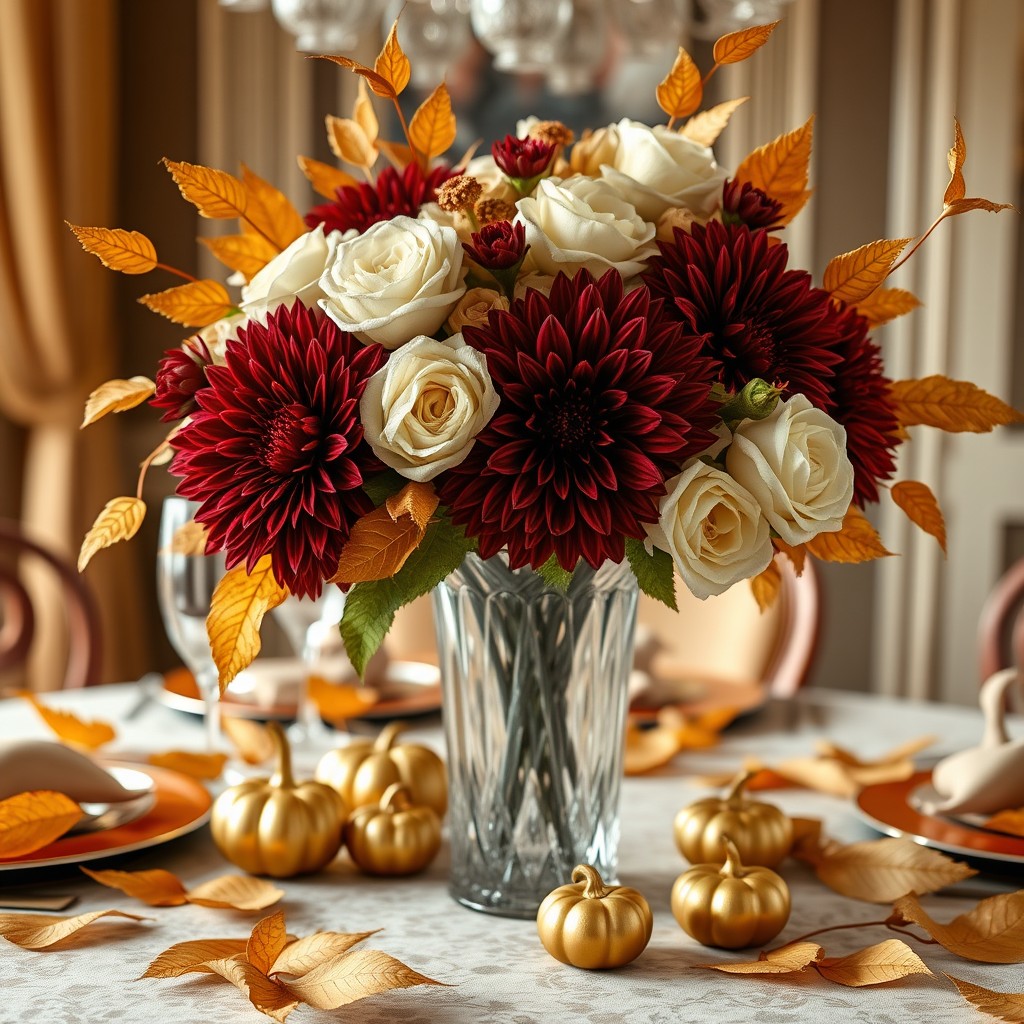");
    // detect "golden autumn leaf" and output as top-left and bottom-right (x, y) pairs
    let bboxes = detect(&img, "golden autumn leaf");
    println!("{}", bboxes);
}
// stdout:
(208, 556), (290, 693)
(984, 808), (1024, 838)
(656, 47), (703, 122)
(353, 79), (379, 145)
(79, 496), (146, 572)
(148, 750), (227, 780)
(385, 481), (439, 531)
(853, 286), (921, 328)
(945, 117), (967, 205)
(66, 224), (158, 274)
(240, 164), (306, 251)
(680, 97), (749, 147)
(281, 949), (444, 1010)
(315, 56), (396, 101)
(891, 890), (1024, 963)
(376, 138), (416, 171)
(408, 83), (457, 161)
(889, 376), (1024, 432)
(890, 480), (947, 552)
(331, 506), (424, 584)
(945, 196), (1016, 216)
(814, 837), (975, 903)
(143, 938), (250, 978)
(325, 115), (378, 170)
(297, 155), (359, 200)
(138, 278), (234, 328)
(248, 911), (289, 974)
(699, 940), (824, 974)
(307, 677), (379, 723)
(201, 231), (278, 281)
(270, 931), (380, 978)
(818, 734), (936, 768)
(946, 974), (1024, 1023)
(222, 717), (275, 765)
(822, 238), (911, 304)
(186, 875), (284, 911)
(805, 506), (893, 564)
(733, 117), (814, 226)
(374, 22), (410, 97)
(750, 560), (781, 612)
(205, 956), (299, 1023)
(168, 519), (210, 556)
(788, 817), (826, 862)
(0, 791), (81, 858)
(712, 21), (780, 65)
(163, 158), (248, 220)
(814, 939), (931, 987)
(0, 909), (148, 950)
(81, 376), (155, 428)
(81, 867), (188, 906)
(772, 537), (807, 575)
(623, 719), (687, 775)
(24, 695), (117, 749)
